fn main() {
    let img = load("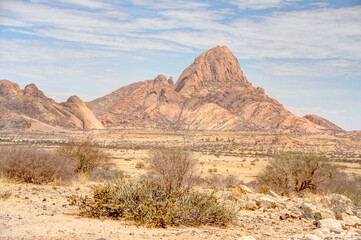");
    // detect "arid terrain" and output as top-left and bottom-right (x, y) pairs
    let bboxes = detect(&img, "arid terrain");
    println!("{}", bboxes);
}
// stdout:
(0, 129), (361, 240)
(0, 46), (360, 240)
